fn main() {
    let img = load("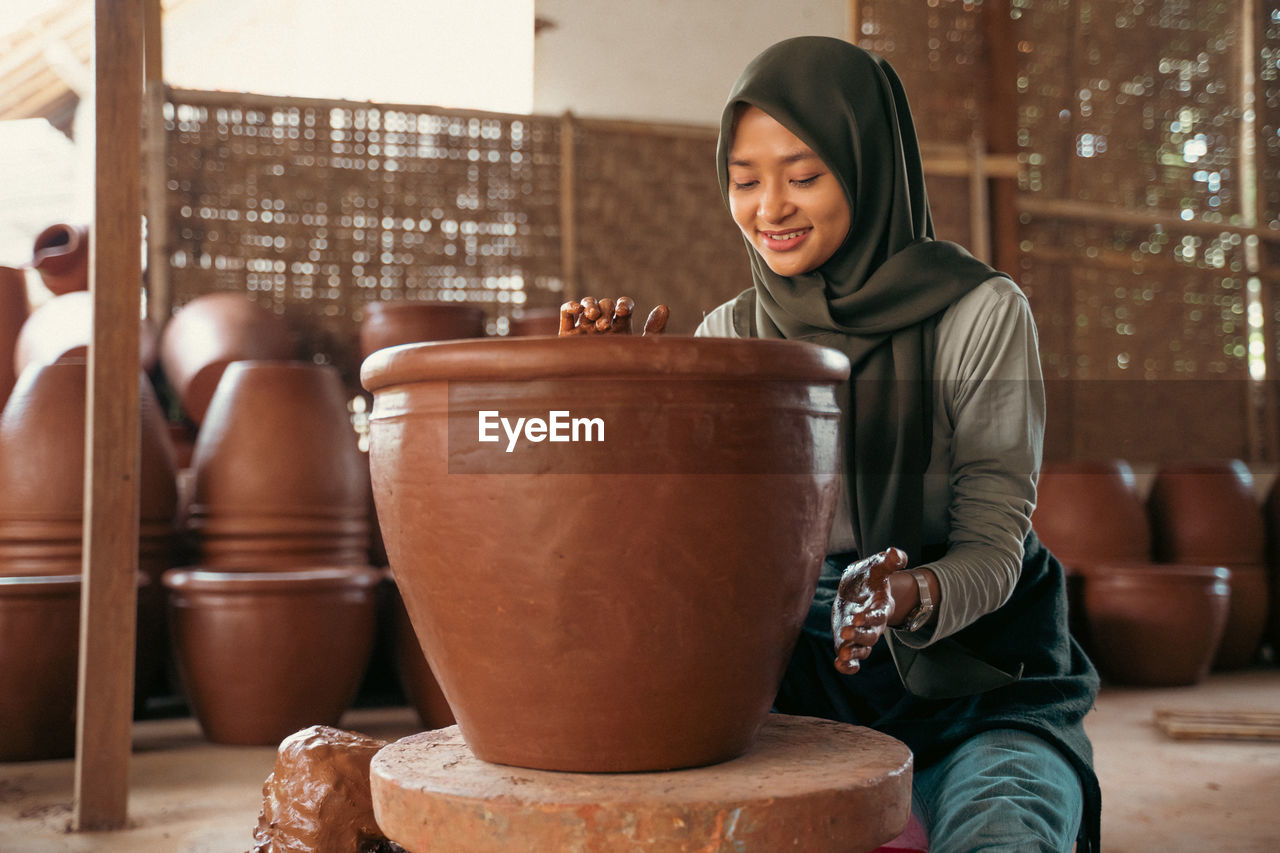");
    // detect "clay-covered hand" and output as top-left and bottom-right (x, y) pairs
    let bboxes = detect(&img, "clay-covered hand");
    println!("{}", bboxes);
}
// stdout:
(559, 296), (670, 336)
(831, 547), (908, 675)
